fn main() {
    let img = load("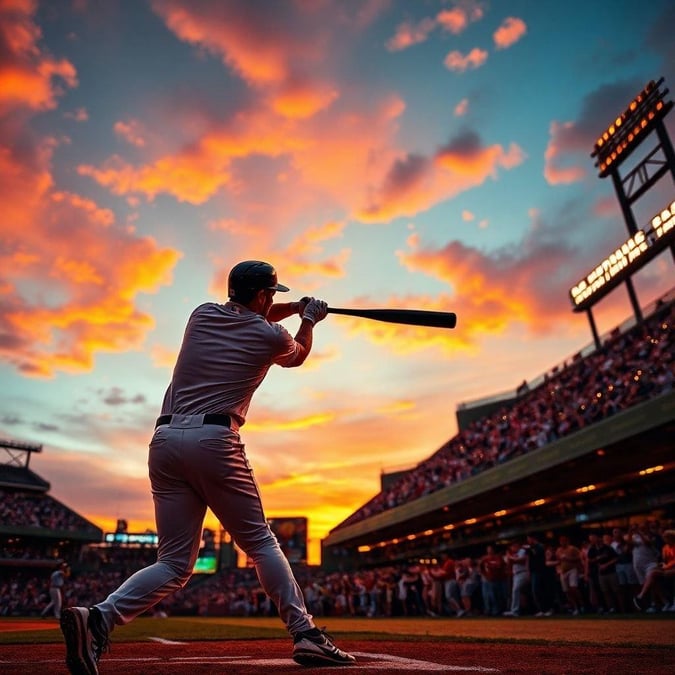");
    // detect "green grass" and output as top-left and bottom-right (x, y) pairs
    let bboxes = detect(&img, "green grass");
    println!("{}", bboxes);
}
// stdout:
(2, 615), (673, 648)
